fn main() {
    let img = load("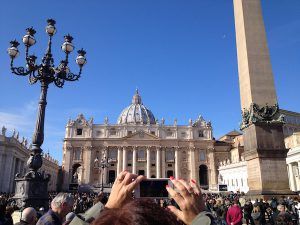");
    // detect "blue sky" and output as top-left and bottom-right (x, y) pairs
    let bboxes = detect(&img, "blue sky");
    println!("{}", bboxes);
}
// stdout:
(0, 1), (299, 163)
